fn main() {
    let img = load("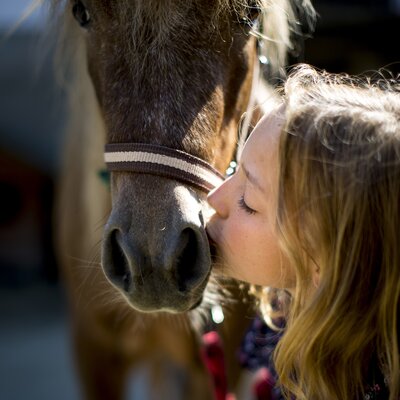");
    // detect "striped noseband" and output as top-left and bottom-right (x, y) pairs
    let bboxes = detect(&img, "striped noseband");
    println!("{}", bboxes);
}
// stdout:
(104, 143), (225, 193)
